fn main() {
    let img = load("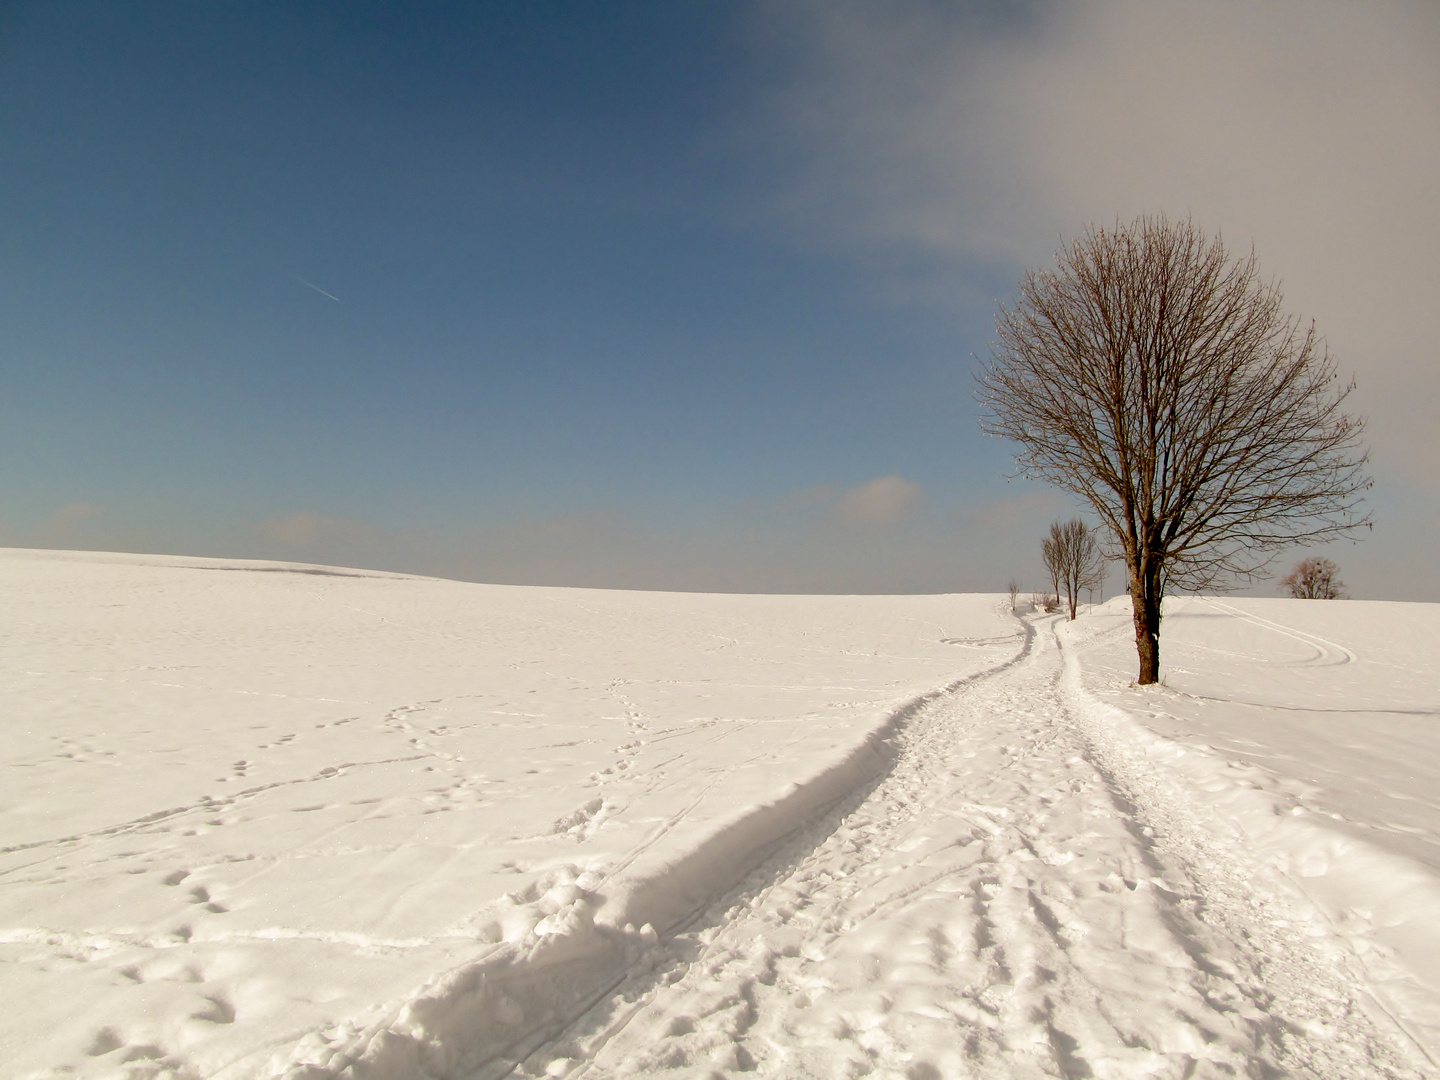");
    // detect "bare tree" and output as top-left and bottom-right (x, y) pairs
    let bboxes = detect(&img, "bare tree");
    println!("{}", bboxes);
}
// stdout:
(1042, 541), (1061, 606)
(1040, 526), (1063, 615)
(978, 215), (1369, 683)
(1006, 578), (1020, 613)
(1280, 556), (1346, 599)
(1041, 519), (1107, 620)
